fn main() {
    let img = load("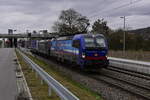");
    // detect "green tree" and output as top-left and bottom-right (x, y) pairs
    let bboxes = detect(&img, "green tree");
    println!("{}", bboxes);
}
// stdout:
(109, 29), (148, 51)
(52, 9), (90, 35)
(145, 38), (150, 50)
(91, 19), (109, 37)
(109, 29), (124, 50)
(134, 34), (145, 50)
